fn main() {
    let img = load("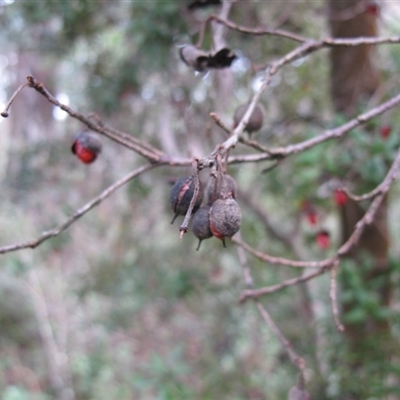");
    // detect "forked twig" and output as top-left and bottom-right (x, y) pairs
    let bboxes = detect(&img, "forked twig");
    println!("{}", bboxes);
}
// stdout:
(0, 164), (155, 254)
